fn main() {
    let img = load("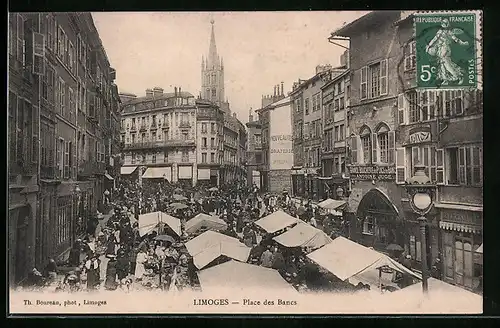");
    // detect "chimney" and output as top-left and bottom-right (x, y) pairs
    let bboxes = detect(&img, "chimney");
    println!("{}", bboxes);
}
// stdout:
(179, 87), (182, 95)
(274, 86), (277, 97)
(153, 87), (163, 98)
(249, 107), (253, 122)
(174, 87), (177, 96)
(281, 82), (284, 96)
(146, 88), (153, 97)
